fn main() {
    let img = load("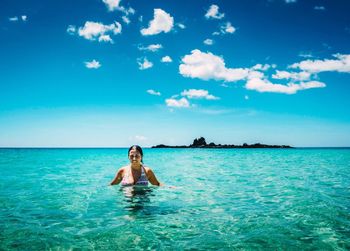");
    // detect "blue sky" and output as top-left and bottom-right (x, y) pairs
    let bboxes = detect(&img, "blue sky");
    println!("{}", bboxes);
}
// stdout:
(1, 0), (350, 147)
